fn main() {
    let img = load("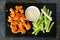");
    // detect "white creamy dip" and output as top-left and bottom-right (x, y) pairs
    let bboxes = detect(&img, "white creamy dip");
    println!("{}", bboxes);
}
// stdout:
(25, 6), (40, 21)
